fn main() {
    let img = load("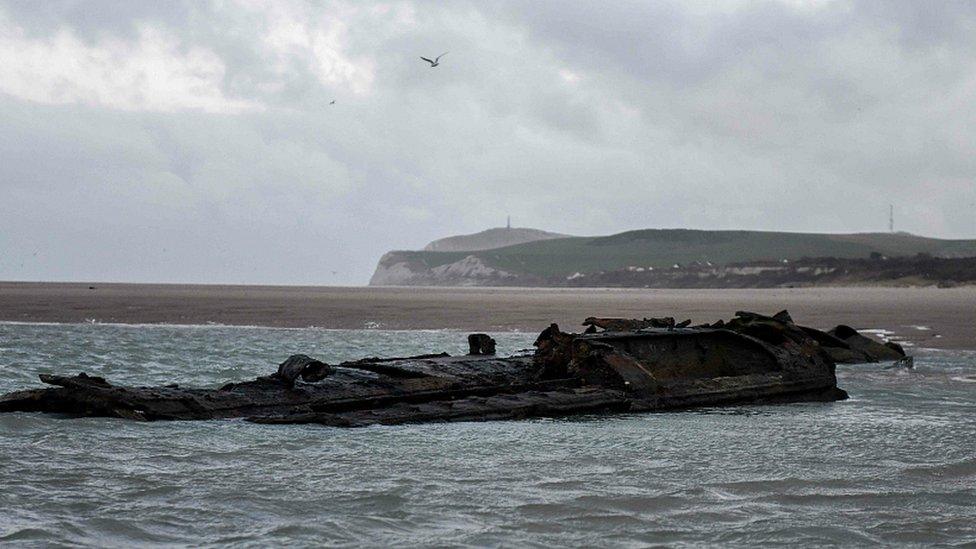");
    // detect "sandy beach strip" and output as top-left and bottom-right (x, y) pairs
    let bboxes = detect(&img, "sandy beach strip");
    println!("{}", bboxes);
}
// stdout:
(0, 282), (973, 350)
